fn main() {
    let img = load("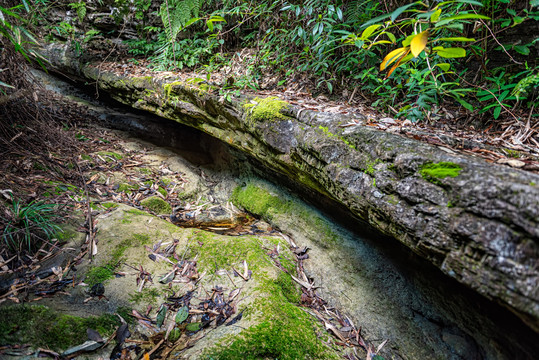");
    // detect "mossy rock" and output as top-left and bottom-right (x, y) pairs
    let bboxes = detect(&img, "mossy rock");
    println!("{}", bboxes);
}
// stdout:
(230, 183), (340, 246)
(82, 204), (341, 359)
(0, 305), (119, 352)
(140, 196), (171, 214)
